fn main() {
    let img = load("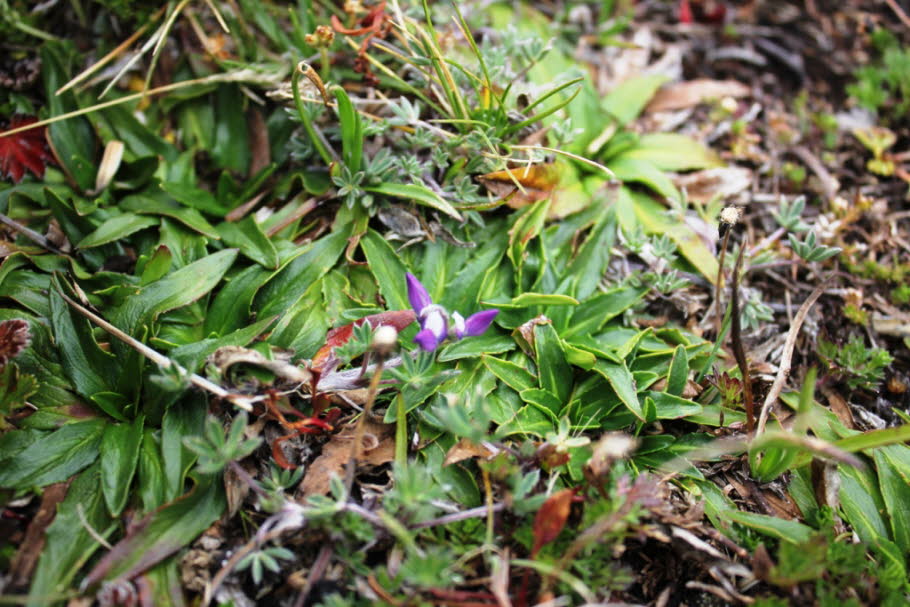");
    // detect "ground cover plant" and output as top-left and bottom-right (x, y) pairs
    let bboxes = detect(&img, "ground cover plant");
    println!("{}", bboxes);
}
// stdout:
(1, 1), (909, 605)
